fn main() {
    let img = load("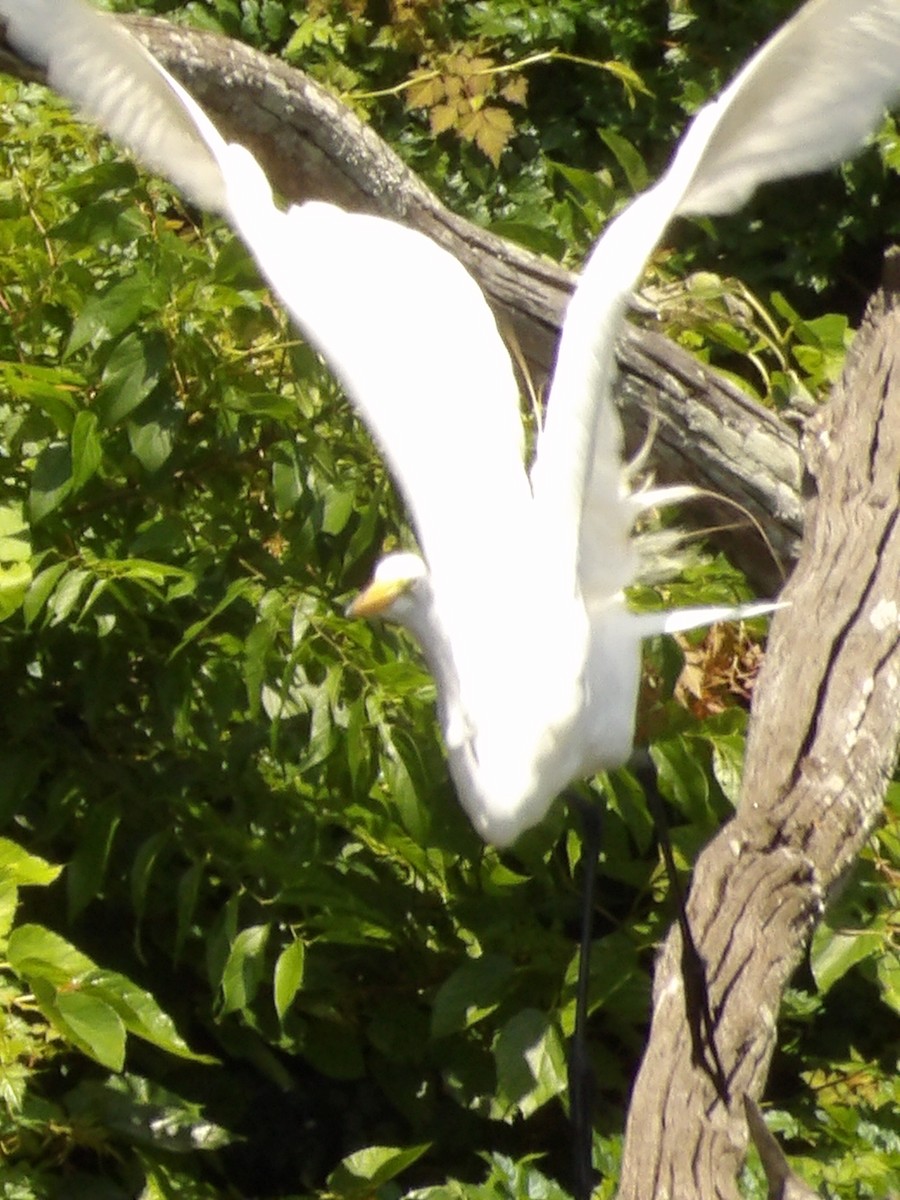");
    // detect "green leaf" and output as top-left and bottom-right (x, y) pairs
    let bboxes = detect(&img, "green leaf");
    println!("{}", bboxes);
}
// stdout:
(709, 729), (748, 807)
(51, 195), (147, 248)
(549, 158), (614, 210)
(29, 441), (73, 522)
(271, 440), (305, 514)
(23, 561), (68, 627)
(651, 735), (714, 829)
(8, 923), (95, 985)
(305, 671), (337, 768)
(67, 268), (158, 354)
(0, 878), (19, 945)
(0, 502), (28, 541)
(0, 839), (62, 888)
(9, 924), (210, 1062)
(130, 831), (169, 926)
(171, 576), (258, 658)
(0, 562), (32, 621)
(48, 566), (92, 625)
(92, 972), (215, 1062)
(875, 949), (900, 1015)
(66, 804), (121, 920)
(493, 1009), (567, 1119)
(321, 484), (355, 535)
(0, 360), (81, 430)
(65, 1075), (231, 1153)
(96, 329), (166, 426)
(810, 924), (884, 994)
(598, 127), (650, 192)
(175, 859), (205, 959)
(770, 290), (803, 326)
(273, 938), (306, 1022)
(0, 534), (31, 563)
(243, 605), (280, 716)
(431, 954), (514, 1038)
(45, 984), (127, 1072)
(606, 769), (654, 852)
(327, 1143), (430, 1196)
(220, 924), (270, 1014)
(128, 414), (175, 472)
(69, 409), (103, 491)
